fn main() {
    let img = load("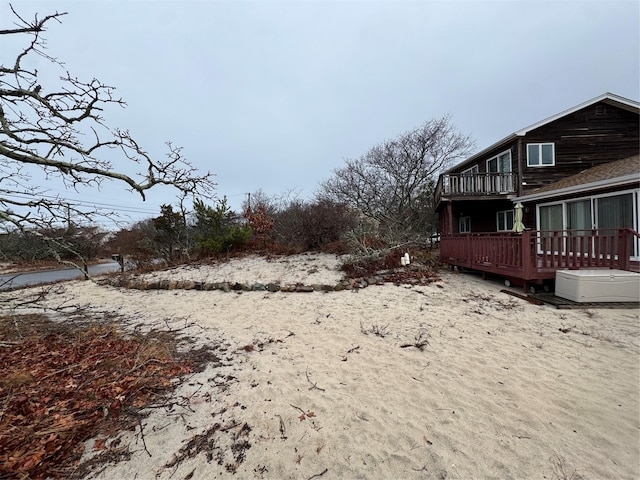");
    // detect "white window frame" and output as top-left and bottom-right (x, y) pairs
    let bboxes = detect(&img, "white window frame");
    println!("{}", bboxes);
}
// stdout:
(460, 165), (479, 193)
(459, 216), (471, 233)
(535, 188), (639, 259)
(486, 150), (512, 173)
(486, 150), (513, 192)
(496, 209), (514, 231)
(527, 143), (555, 167)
